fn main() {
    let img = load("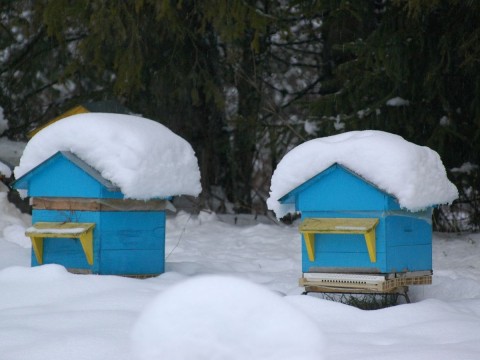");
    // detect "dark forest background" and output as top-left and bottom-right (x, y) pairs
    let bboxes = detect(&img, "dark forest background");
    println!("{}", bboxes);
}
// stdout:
(1, 0), (479, 231)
